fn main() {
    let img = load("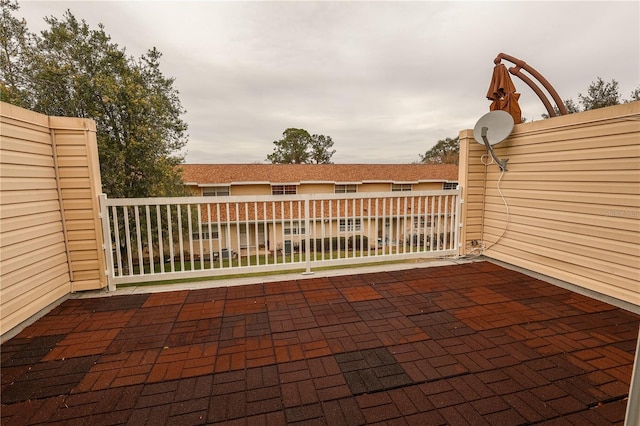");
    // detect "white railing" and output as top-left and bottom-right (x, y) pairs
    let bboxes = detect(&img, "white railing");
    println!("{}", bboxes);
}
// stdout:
(99, 189), (461, 289)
